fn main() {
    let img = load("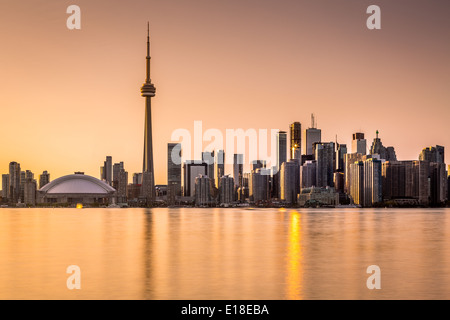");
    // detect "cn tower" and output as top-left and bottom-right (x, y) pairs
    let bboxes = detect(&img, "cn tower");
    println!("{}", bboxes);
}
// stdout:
(141, 23), (156, 195)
